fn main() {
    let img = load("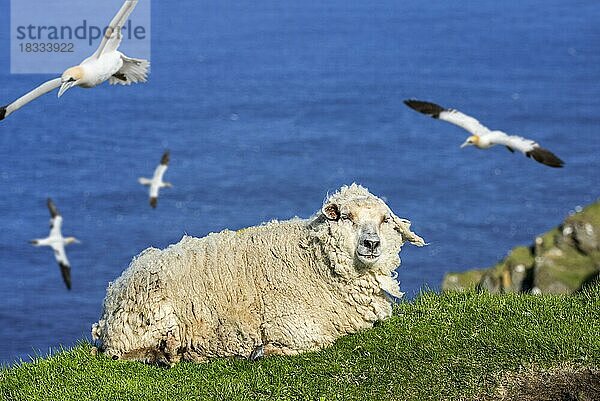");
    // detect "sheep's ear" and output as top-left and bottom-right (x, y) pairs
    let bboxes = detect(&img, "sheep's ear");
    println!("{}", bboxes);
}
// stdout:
(322, 203), (341, 221)
(392, 215), (426, 247)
